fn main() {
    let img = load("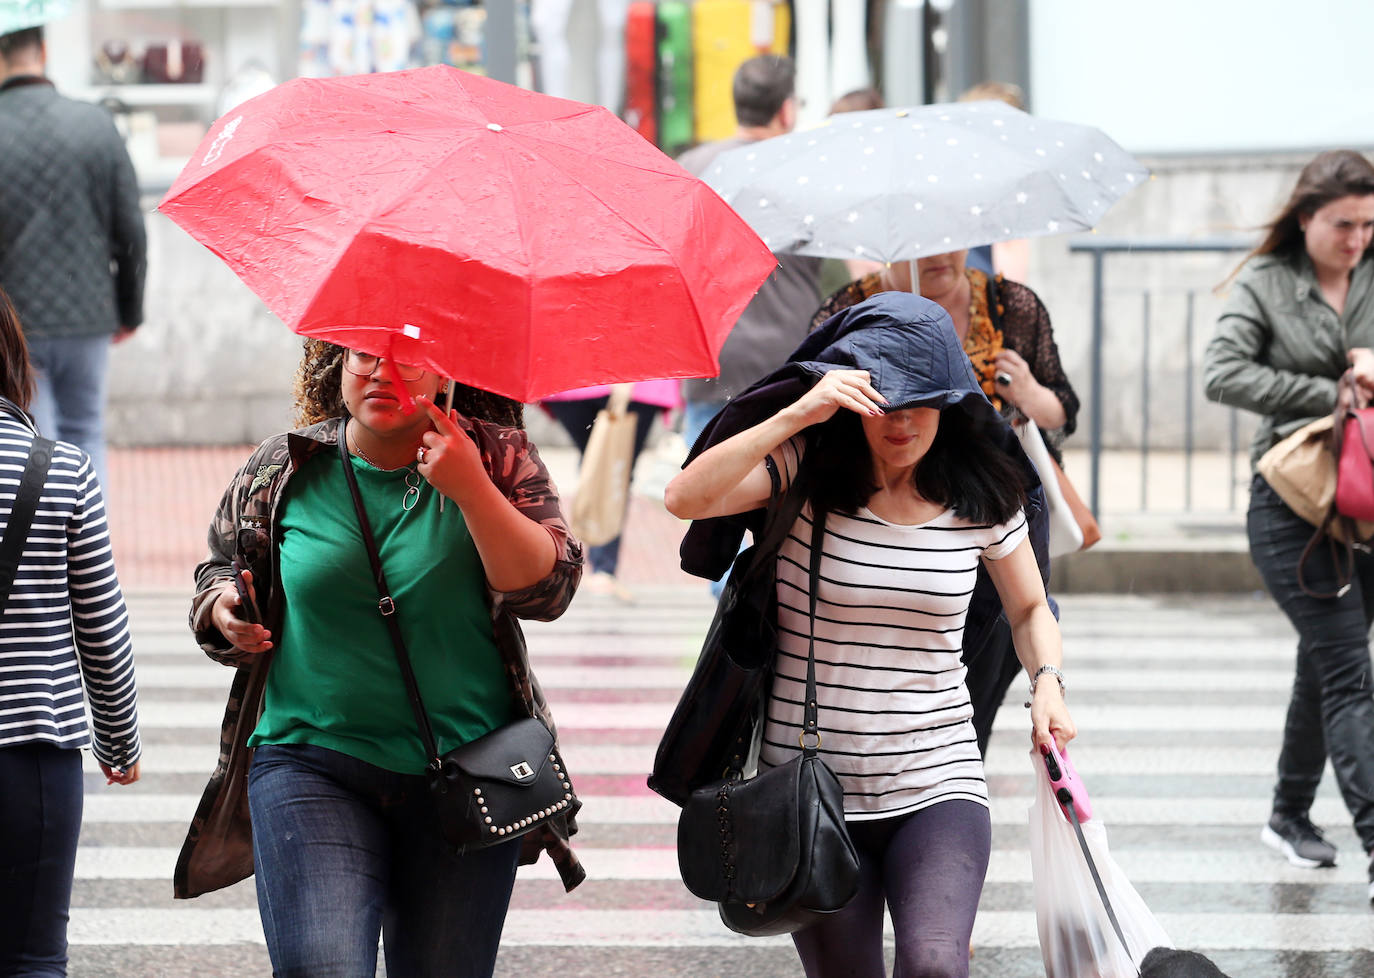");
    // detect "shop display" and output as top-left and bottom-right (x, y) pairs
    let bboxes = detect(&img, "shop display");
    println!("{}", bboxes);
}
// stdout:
(691, 0), (789, 144)
(623, 2), (655, 142)
(143, 40), (206, 83)
(94, 39), (139, 85)
(654, 1), (692, 155)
